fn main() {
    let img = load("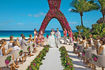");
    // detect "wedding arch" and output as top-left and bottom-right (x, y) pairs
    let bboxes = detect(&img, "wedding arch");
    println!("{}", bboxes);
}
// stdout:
(39, 0), (72, 33)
